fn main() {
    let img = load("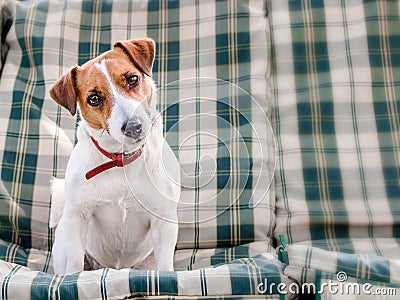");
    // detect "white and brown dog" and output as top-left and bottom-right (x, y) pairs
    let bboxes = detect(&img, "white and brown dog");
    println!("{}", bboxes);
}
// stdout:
(49, 38), (180, 275)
